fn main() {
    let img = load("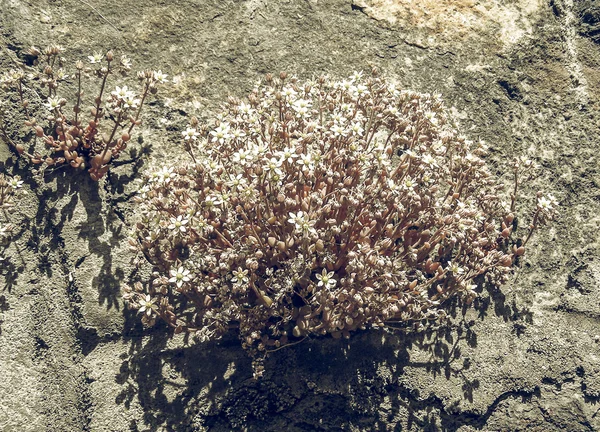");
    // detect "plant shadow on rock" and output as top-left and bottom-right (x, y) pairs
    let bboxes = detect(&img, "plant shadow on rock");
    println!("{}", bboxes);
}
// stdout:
(84, 145), (149, 312)
(115, 284), (533, 431)
(19, 140), (148, 308)
(0, 158), (31, 292)
(0, 294), (9, 335)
